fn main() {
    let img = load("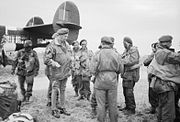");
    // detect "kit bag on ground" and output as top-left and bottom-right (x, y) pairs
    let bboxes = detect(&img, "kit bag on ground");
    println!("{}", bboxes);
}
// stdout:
(0, 81), (21, 120)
